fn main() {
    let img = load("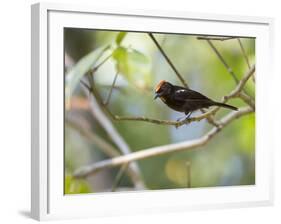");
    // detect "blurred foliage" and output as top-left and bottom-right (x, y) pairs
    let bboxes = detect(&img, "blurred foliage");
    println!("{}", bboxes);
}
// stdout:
(65, 175), (92, 194)
(64, 29), (255, 193)
(65, 46), (108, 106)
(112, 46), (151, 86)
